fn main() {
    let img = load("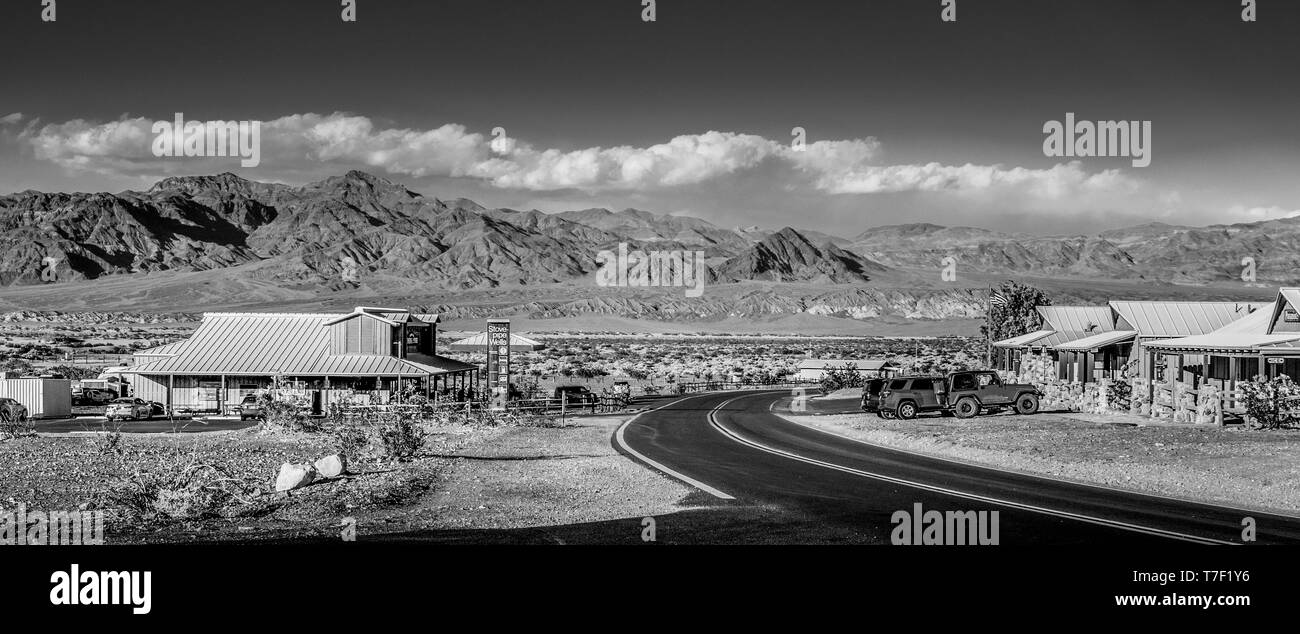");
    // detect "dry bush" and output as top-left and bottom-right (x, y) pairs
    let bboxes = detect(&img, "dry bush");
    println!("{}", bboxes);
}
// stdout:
(102, 448), (258, 521)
